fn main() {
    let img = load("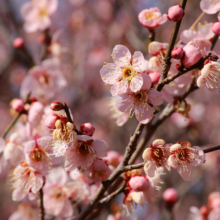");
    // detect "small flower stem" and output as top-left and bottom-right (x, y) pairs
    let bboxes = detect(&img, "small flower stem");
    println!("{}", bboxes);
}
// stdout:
(203, 145), (220, 153)
(2, 92), (31, 139)
(63, 103), (73, 123)
(40, 29), (51, 61)
(211, 34), (219, 50)
(38, 188), (45, 220)
(149, 29), (155, 42)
